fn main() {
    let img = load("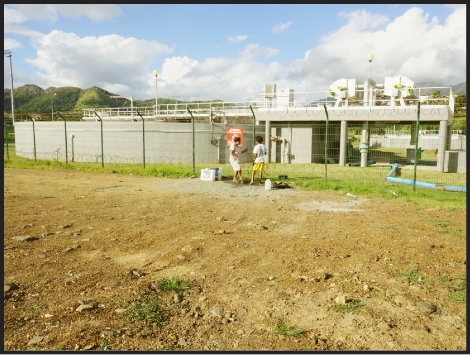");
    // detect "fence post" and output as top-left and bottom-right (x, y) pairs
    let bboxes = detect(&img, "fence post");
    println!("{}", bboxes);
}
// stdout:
(137, 111), (145, 169)
(32, 118), (37, 162)
(187, 109), (196, 175)
(250, 106), (256, 149)
(4, 122), (9, 160)
(56, 112), (68, 163)
(323, 104), (329, 182)
(93, 111), (104, 168)
(412, 101), (421, 191)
